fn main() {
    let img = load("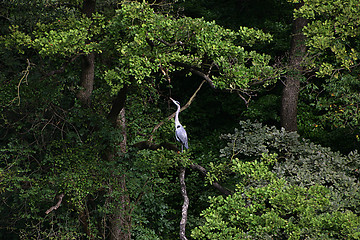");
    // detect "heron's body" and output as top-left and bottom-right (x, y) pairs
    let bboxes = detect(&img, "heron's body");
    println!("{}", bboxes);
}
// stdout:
(170, 98), (189, 152)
